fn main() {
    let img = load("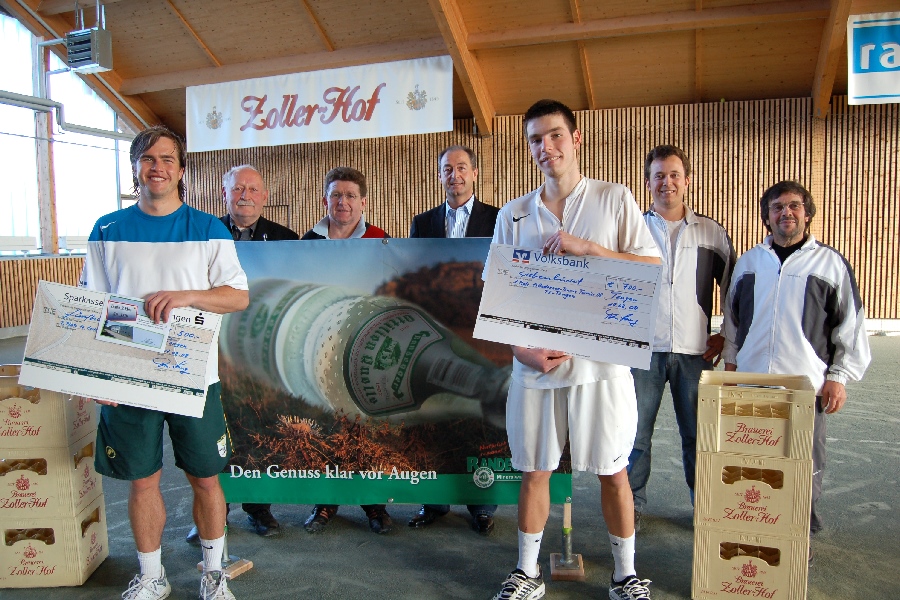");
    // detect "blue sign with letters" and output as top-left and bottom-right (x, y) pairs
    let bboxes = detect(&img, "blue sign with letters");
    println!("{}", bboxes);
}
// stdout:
(848, 13), (900, 104)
